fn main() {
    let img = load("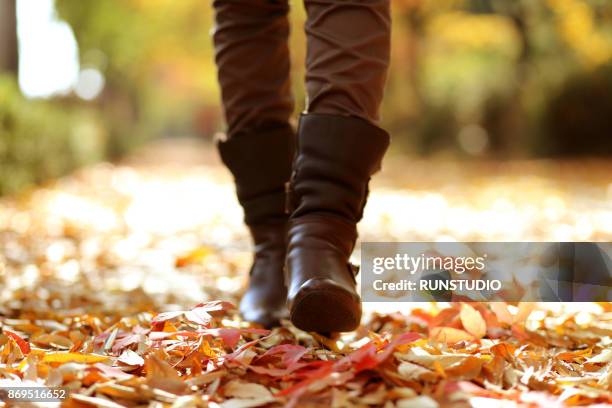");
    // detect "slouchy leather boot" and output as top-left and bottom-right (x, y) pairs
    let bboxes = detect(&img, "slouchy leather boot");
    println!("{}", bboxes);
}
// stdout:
(217, 123), (295, 328)
(286, 114), (390, 332)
